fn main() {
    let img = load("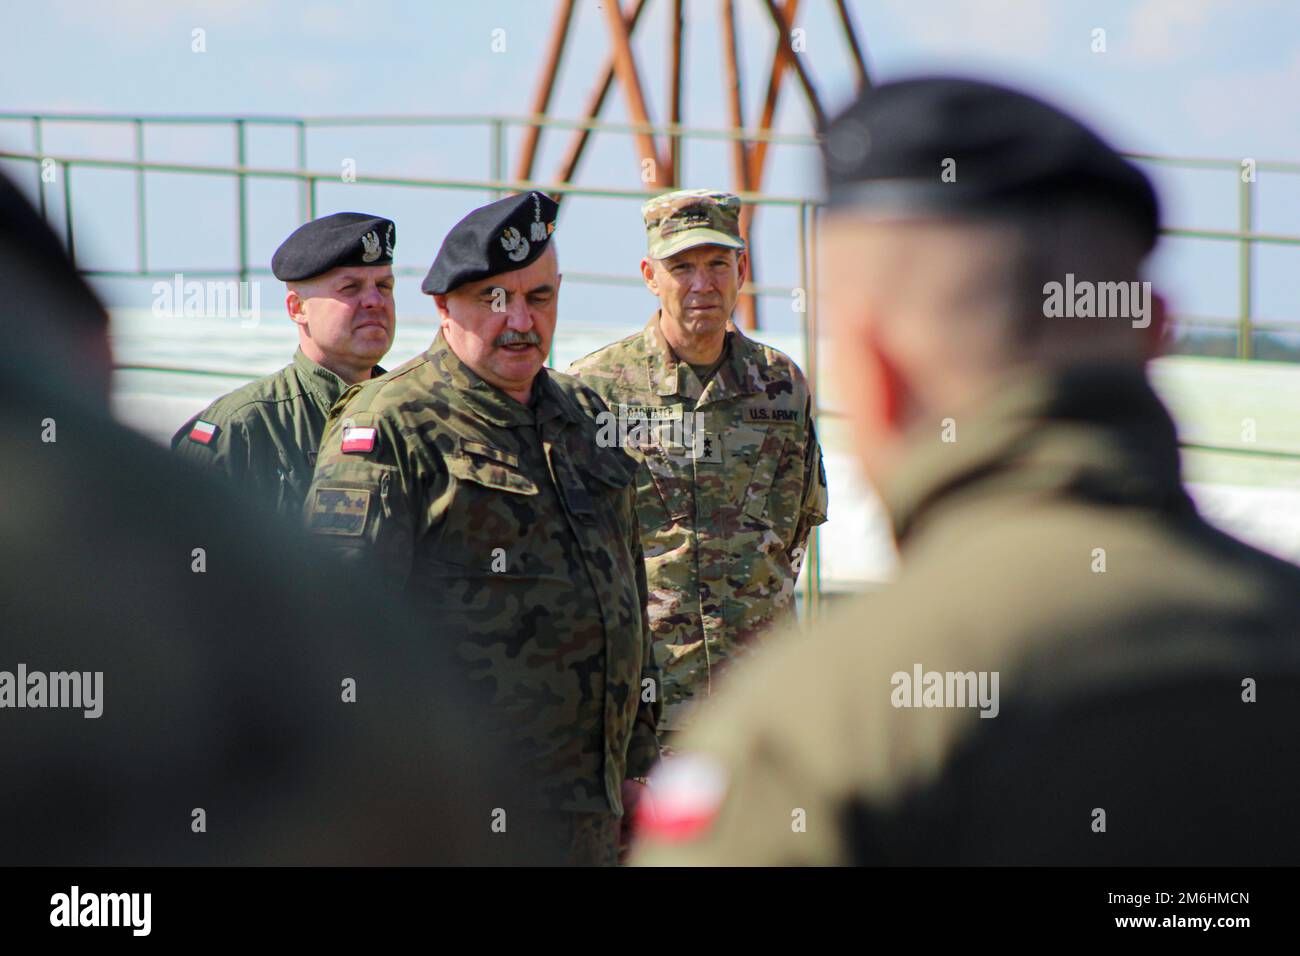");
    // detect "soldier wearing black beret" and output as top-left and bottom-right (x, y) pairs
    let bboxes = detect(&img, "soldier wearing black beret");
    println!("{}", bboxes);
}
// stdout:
(307, 192), (661, 864)
(172, 211), (398, 516)
(637, 77), (1300, 866)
